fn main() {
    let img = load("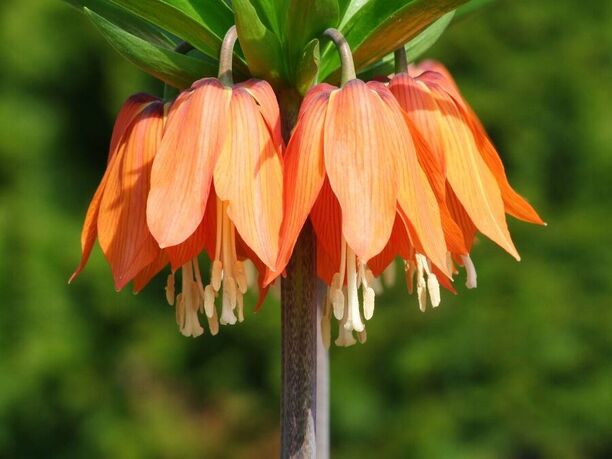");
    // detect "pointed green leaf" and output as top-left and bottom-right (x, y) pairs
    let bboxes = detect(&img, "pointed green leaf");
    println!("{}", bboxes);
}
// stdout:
(108, 0), (234, 58)
(85, 8), (220, 89)
(295, 39), (320, 95)
(357, 11), (455, 80)
(233, 0), (285, 83)
(320, 0), (468, 81)
(62, 0), (175, 47)
(285, 0), (338, 77)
